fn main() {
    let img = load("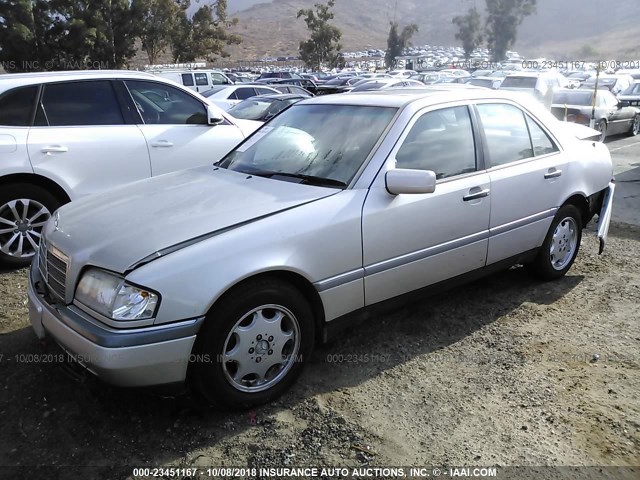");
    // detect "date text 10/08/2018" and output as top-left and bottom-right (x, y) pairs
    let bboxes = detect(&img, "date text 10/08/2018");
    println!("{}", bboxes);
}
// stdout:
(521, 60), (640, 70)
